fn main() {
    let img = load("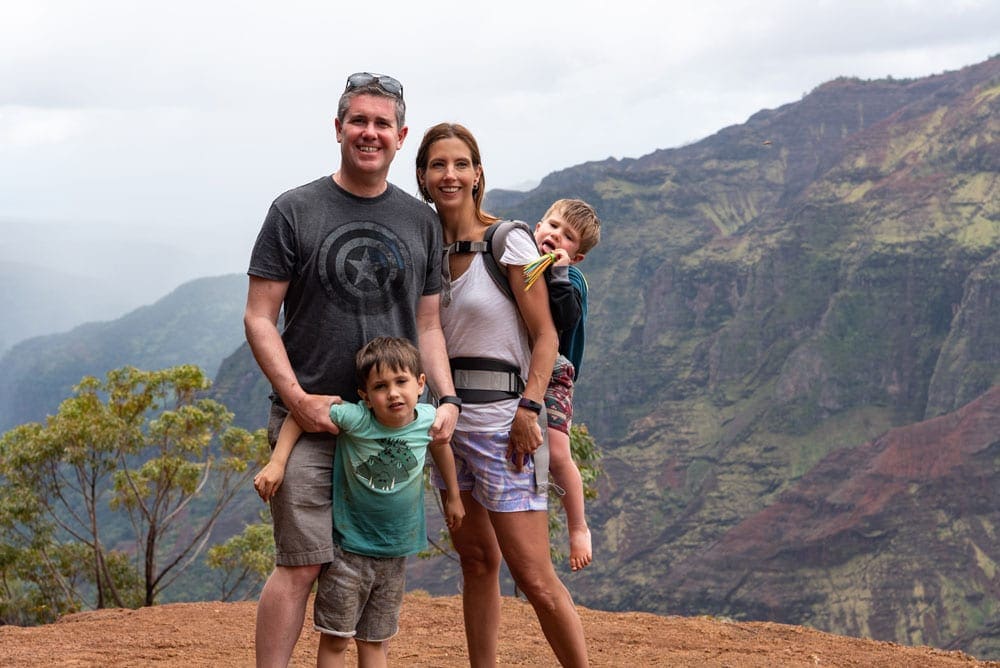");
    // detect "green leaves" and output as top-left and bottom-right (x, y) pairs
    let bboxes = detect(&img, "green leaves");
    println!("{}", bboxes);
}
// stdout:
(205, 518), (275, 601)
(569, 424), (602, 502)
(0, 364), (270, 621)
